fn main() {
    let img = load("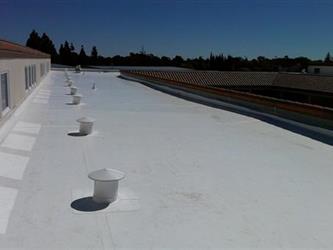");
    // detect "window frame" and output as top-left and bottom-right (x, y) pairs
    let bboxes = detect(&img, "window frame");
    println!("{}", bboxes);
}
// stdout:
(25, 66), (29, 90)
(0, 71), (11, 115)
(28, 65), (32, 88)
